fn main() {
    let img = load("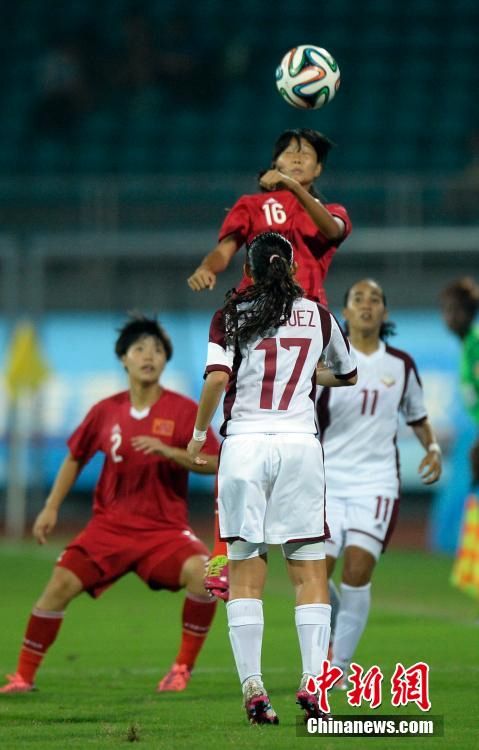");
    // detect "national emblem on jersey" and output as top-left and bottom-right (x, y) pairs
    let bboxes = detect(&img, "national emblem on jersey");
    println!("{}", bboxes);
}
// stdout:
(380, 375), (396, 387)
(152, 418), (175, 437)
